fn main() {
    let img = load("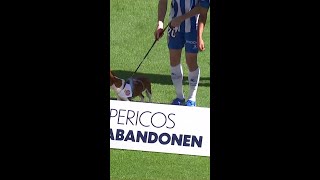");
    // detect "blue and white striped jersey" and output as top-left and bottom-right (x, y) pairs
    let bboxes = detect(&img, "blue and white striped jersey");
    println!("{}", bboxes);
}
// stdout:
(169, 0), (210, 33)
(199, 0), (210, 9)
